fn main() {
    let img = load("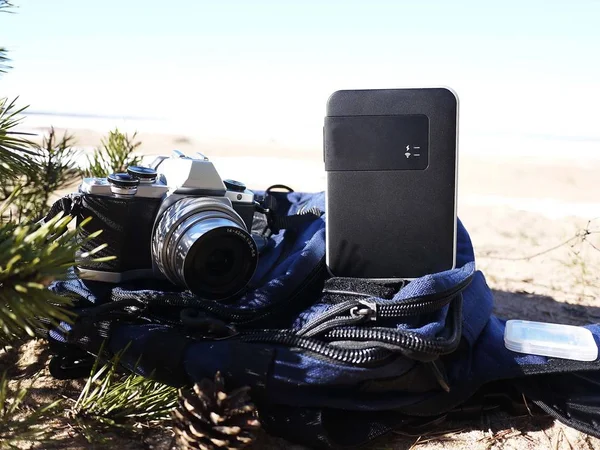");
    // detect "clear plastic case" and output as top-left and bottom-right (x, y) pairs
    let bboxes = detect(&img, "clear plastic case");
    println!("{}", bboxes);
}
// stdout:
(504, 319), (598, 362)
